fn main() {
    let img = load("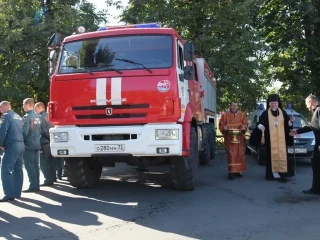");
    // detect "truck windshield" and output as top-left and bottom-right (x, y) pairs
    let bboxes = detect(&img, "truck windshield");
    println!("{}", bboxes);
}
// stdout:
(58, 35), (173, 74)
